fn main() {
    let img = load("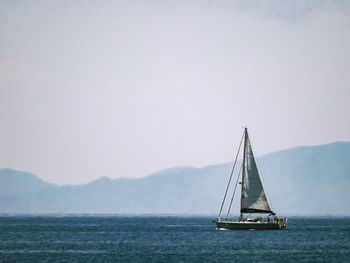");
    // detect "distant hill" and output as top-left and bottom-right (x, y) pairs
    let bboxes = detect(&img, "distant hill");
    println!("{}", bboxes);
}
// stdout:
(0, 142), (349, 215)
